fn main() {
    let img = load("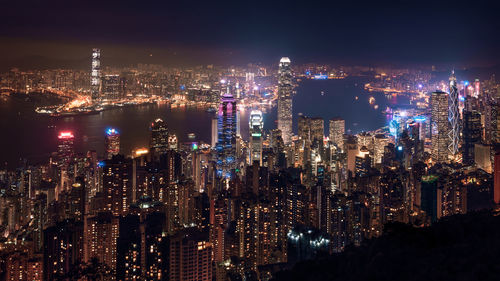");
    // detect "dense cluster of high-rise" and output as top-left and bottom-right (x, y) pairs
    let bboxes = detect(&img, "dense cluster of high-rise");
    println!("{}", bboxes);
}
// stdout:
(1, 56), (500, 281)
